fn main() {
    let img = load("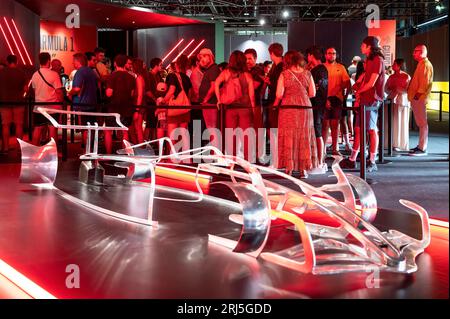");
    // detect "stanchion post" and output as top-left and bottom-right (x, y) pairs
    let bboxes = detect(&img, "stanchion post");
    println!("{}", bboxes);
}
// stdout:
(360, 105), (366, 181)
(70, 101), (75, 144)
(387, 99), (393, 156)
(439, 91), (443, 122)
(378, 101), (385, 163)
(27, 95), (33, 142)
(61, 102), (68, 162)
(220, 104), (225, 149)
